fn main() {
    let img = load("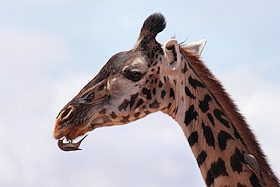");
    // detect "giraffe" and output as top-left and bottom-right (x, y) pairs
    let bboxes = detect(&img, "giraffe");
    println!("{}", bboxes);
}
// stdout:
(53, 13), (279, 186)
